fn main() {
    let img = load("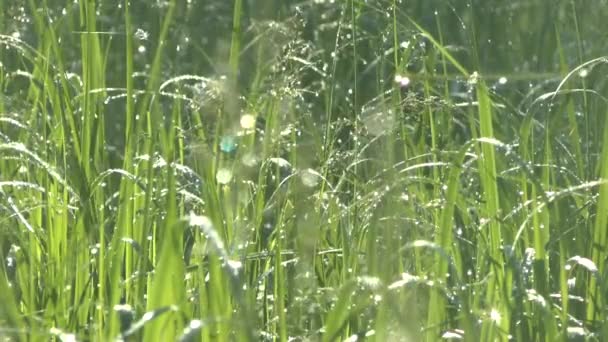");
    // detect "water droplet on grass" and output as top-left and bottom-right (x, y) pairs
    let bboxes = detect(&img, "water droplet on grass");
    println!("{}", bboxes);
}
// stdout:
(240, 114), (256, 130)
(489, 308), (501, 324)
(179, 320), (203, 342)
(394, 74), (410, 87)
(134, 28), (149, 40)
(49, 327), (76, 342)
(578, 68), (589, 78)
(441, 329), (464, 339)
(468, 71), (479, 85)
(216, 168), (233, 184)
